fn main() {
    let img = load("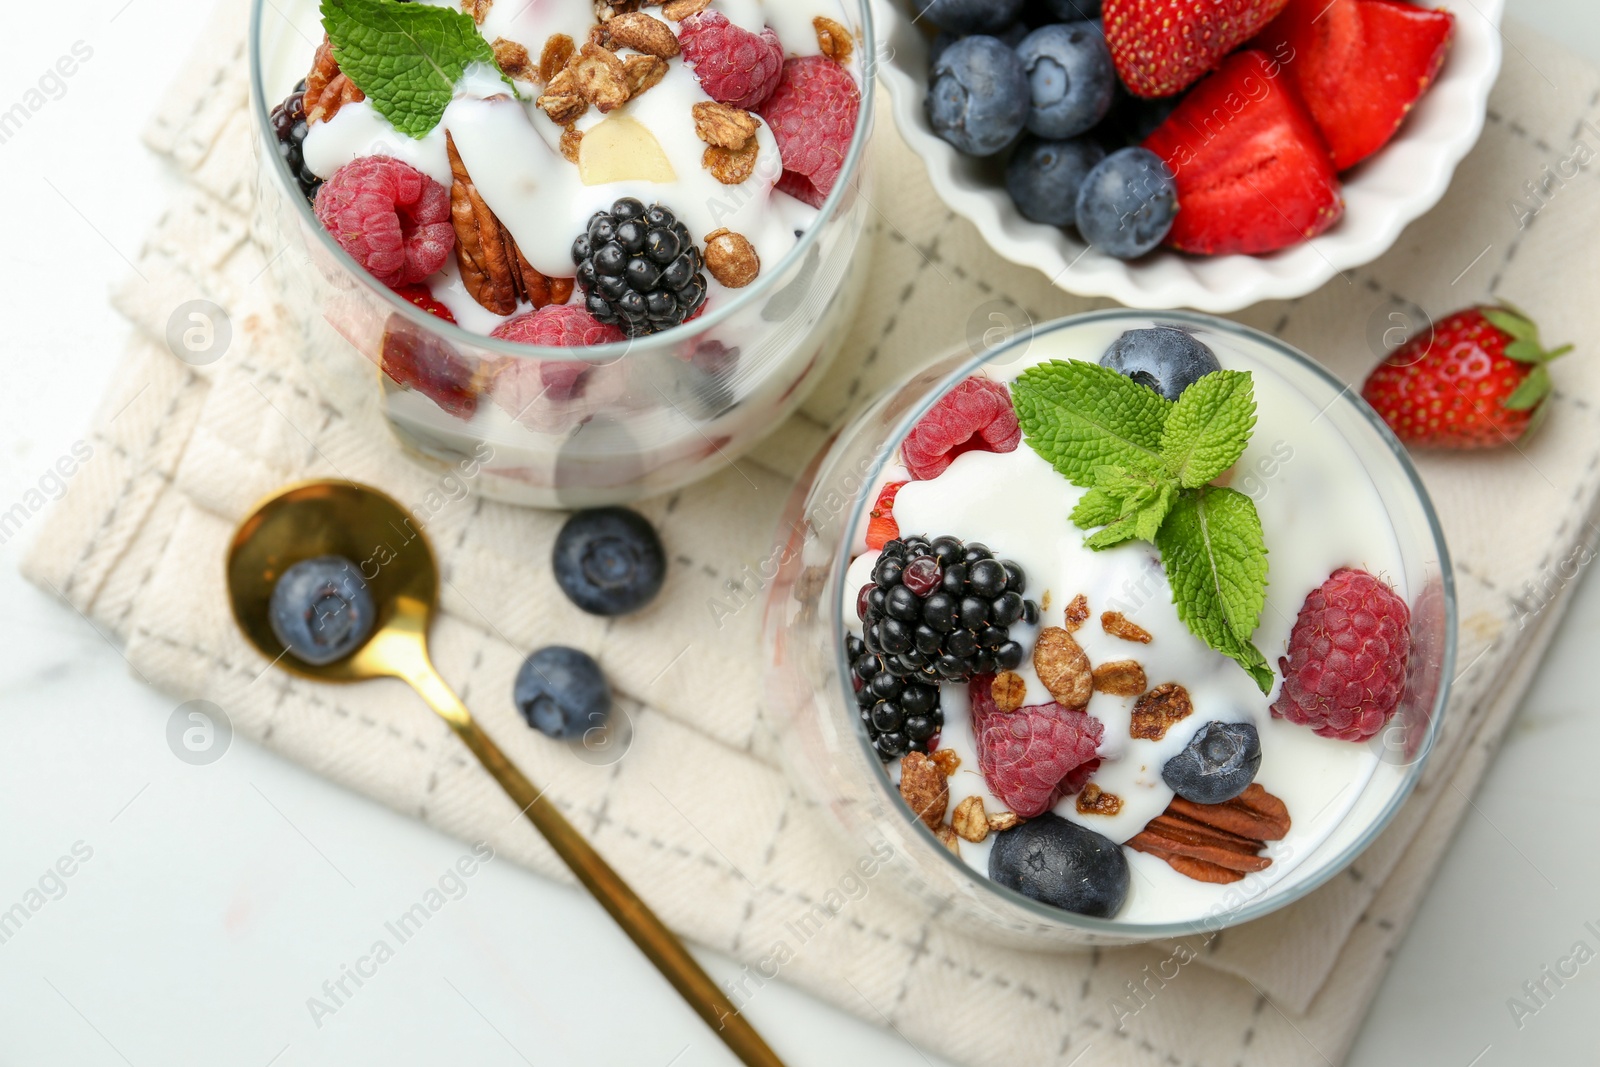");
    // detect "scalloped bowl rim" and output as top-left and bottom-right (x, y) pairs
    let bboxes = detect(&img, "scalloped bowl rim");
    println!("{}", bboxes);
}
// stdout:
(871, 0), (1505, 312)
